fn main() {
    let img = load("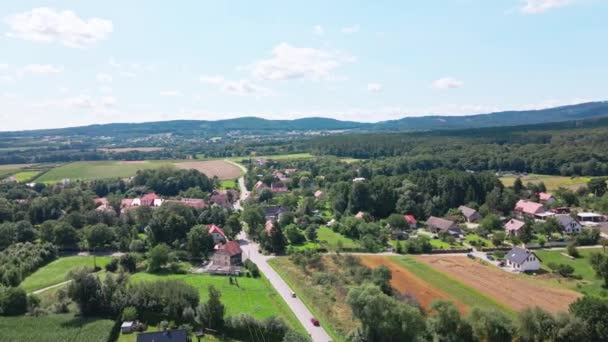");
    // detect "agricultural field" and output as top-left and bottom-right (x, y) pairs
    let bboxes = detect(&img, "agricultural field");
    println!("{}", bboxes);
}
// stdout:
(499, 173), (592, 191)
(34, 160), (242, 183)
(20, 255), (112, 293)
(0, 314), (114, 342)
(12, 170), (41, 182)
(414, 255), (581, 313)
(129, 272), (304, 333)
(98, 147), (165, 153)
(226, 153), (314, 162)
(535, 247), (608, 297)
(0, 163), (33, 179)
